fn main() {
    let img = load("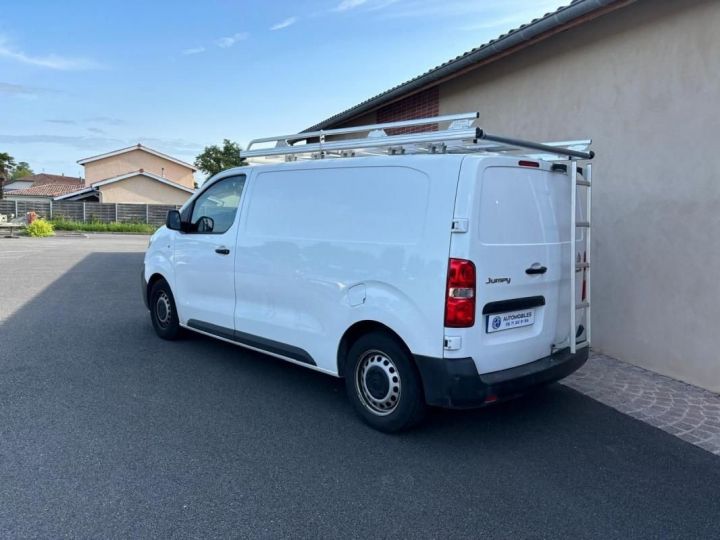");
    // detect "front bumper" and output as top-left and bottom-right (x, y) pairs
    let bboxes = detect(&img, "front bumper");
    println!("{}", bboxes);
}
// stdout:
(414, 346), (588, 409)
(141, 263), (148, 309)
